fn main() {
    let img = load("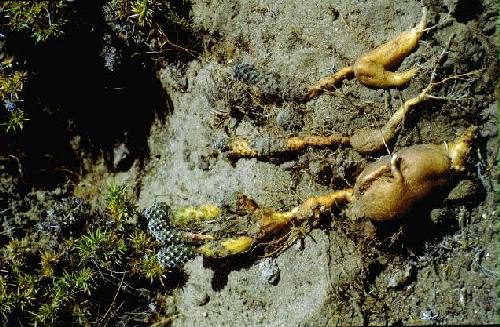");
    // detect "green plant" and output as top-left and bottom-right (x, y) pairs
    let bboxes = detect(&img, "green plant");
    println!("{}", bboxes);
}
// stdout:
(4, 237), (29, 266)
(0, 69), (26, 99)
(40, 251), (61, 278)
(30, 269), (94, 325)
(137, 254), (165, 283)
(0, 1), (70, 42)
(129, 229), (155, 253)
(107, 0), (194, 52)
(0, 59), (28, 133)
(128, 230), (167, 282)
(0, 190), (172, 325)
(76, 228), (126, 267)
(110, 0), (190, 29)
(15, 269), (39, 311)
(105, 183), (135, 224)
(1, 108), (29, 132)
(0, 276), (14, 323)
